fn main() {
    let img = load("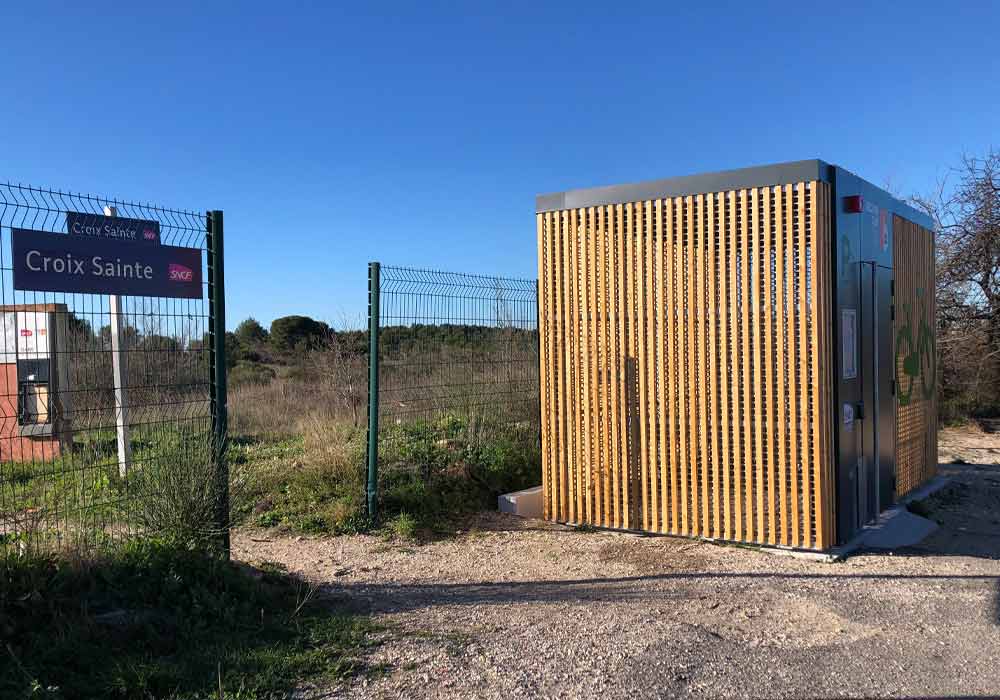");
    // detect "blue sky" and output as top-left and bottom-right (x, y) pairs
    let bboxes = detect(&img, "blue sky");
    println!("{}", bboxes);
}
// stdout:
(2, 2), (997, 329)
